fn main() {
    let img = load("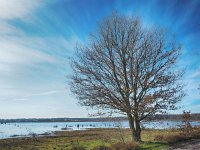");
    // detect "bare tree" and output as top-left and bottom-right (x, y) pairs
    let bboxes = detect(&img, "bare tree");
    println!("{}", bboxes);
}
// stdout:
(69, 13), (185, 141)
